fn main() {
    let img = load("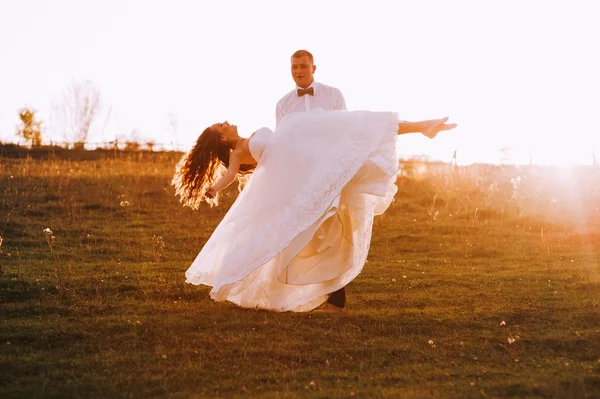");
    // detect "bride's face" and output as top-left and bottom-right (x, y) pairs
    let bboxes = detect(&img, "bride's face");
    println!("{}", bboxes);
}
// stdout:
(211, 121), (238, 141)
